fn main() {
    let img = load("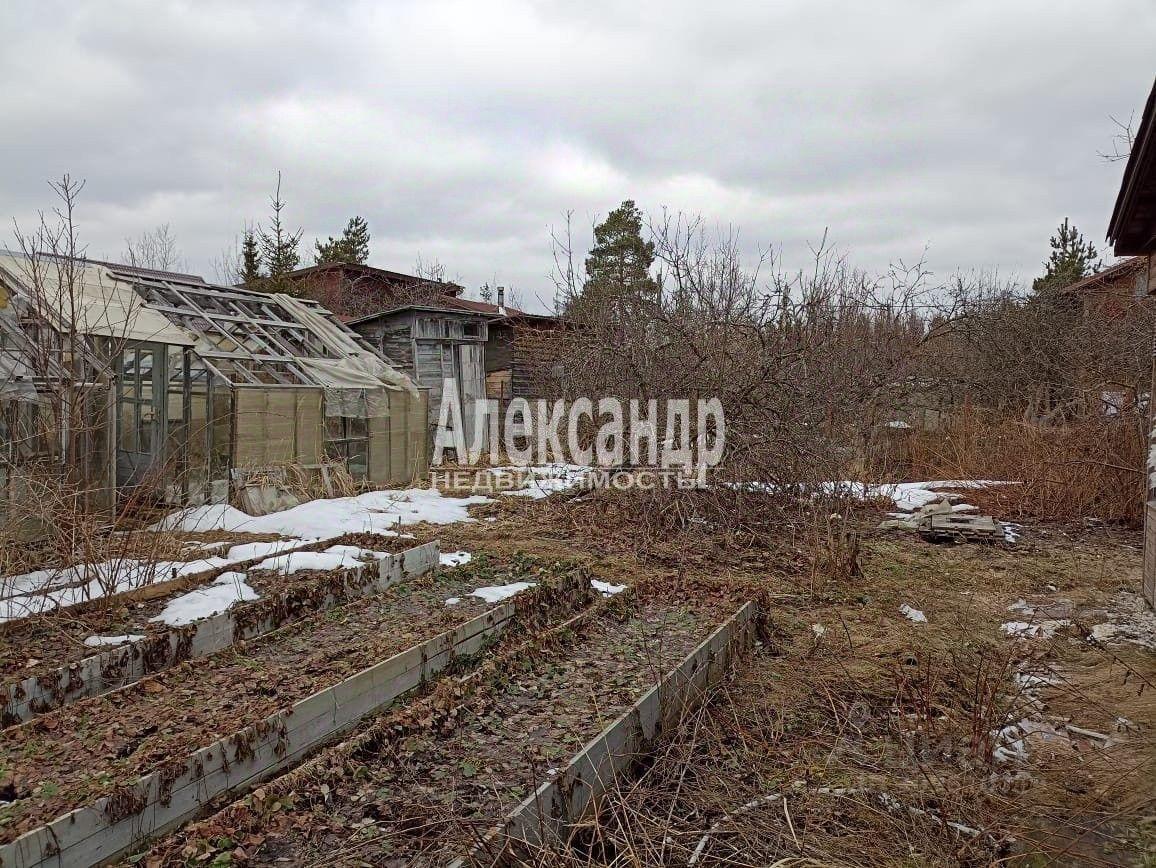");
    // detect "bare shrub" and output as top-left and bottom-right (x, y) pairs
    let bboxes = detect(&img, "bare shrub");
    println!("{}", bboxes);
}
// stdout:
(0, 178), (185, 610)
(551, 215), (933, 491)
